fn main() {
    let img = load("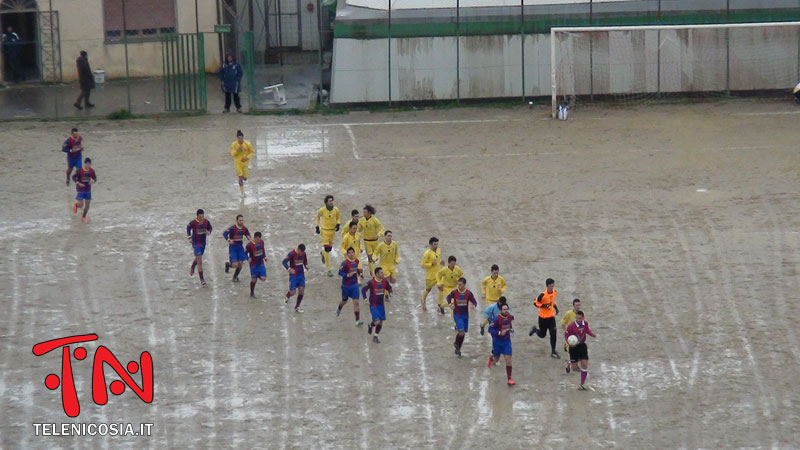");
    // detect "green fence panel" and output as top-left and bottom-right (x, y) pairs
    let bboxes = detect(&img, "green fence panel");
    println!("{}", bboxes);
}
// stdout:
(162, 33), (206, 112)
